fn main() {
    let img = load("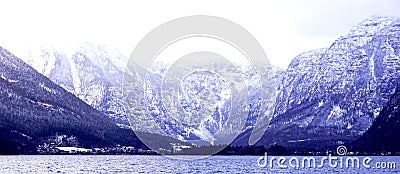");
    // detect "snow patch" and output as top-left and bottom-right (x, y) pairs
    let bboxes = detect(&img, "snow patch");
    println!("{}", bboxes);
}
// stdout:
(56, 147), (91, 153)
(1, 74), (19, 83)
(38, 102), (52, 107)
(369, 55), (377, 82)
(11, 130), (32, 139)
(318, 101), (324, 107)
(298, 115), (314, 128)
(67, 55), (82, 94)
(327, 105), (346, 120)
(346, 123), (353, 129)
(373, 107), (381, 118)
(190, 123), (215, 145)
(39, 83), (57, 94)
(30, 100), (53, 108)
(288, 139), (312, 143)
